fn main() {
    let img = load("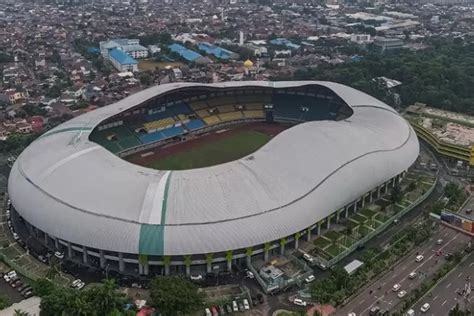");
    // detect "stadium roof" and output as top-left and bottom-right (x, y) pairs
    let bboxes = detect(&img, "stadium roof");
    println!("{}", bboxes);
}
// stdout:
(108, 48), (138, 65)
(8, 81), (419, 256)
